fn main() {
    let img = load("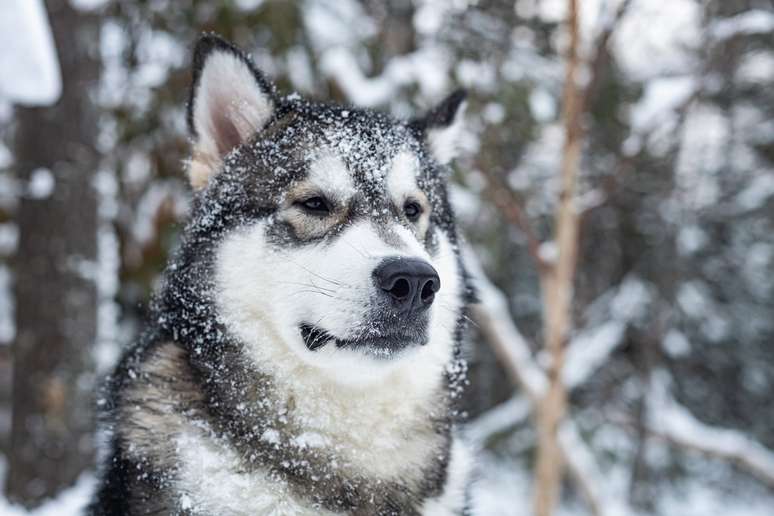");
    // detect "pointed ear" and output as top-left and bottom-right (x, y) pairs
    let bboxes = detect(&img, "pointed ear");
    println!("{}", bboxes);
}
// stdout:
(186, 34), (277, 189)
(410, 90), (467, 165)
